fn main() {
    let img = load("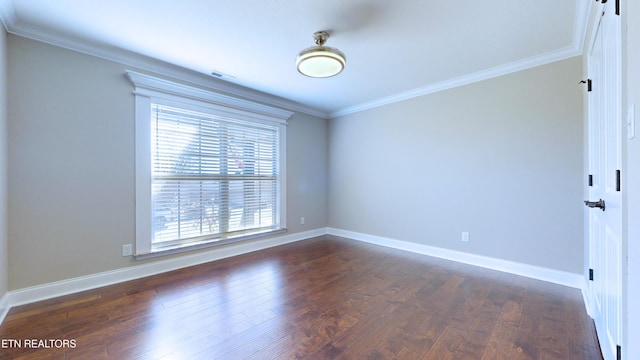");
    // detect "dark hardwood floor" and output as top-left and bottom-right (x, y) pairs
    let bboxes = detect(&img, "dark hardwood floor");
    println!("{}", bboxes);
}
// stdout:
(0, 236), (602, 359)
